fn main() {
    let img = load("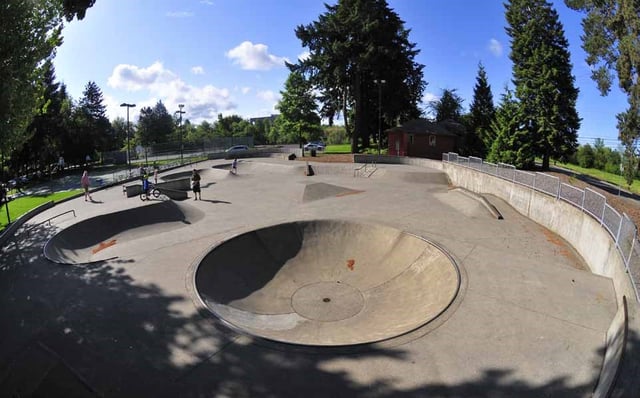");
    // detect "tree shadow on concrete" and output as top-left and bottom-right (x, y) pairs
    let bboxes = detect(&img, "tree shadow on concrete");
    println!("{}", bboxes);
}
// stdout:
(0, 223), (636, 397)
